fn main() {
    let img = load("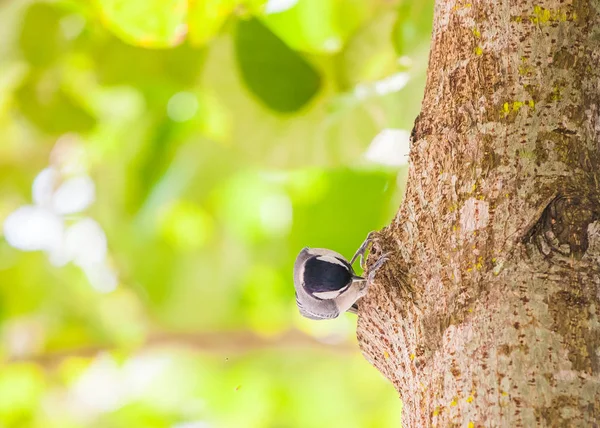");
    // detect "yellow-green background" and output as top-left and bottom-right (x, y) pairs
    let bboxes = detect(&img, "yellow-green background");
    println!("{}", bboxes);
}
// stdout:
(0, 0), (433, 426)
